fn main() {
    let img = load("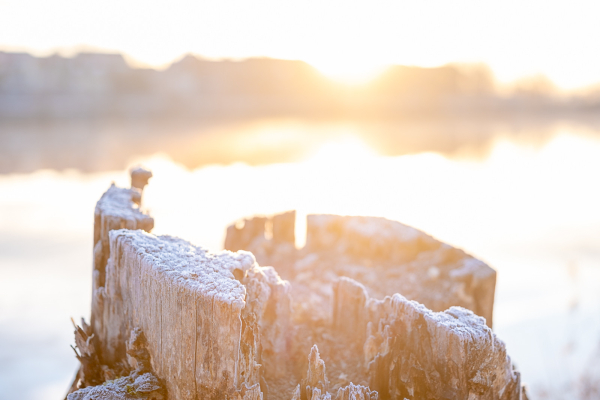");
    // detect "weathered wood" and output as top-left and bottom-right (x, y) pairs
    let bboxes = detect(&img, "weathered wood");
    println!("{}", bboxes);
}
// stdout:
(334, 383), (378, 400)
(130, 167), (153, 191)
(225, 212), (496, 328)
(225, 216), (268, 252)
(91, 182), (154, 351)
(101, 230), (249, 398)
(92, 228), (290, 399)
(290, 277), (523, 399)
(303, 345), (329, 396)
(272, 211), (296, 244)
(68, 328), (166, 400)
(308, 214), (497, 328)
(68, 173), (156, 397)
(341, 278), (522, 400)
(366, 298), (522, 400)
(332, 277), (368, 341)
(293, 346), (378, 400)
(69, 184), (528, 400)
